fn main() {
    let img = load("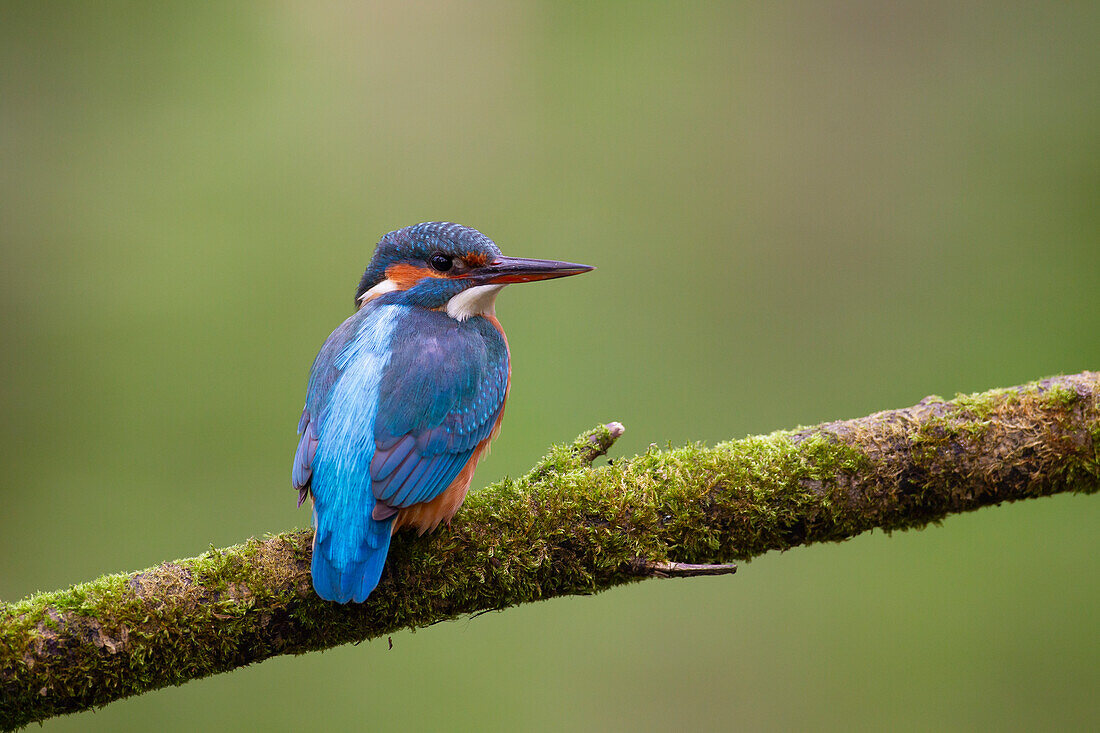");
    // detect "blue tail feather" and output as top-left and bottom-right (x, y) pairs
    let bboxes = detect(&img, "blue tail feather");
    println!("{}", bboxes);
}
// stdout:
(312, 516), (395, 603)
